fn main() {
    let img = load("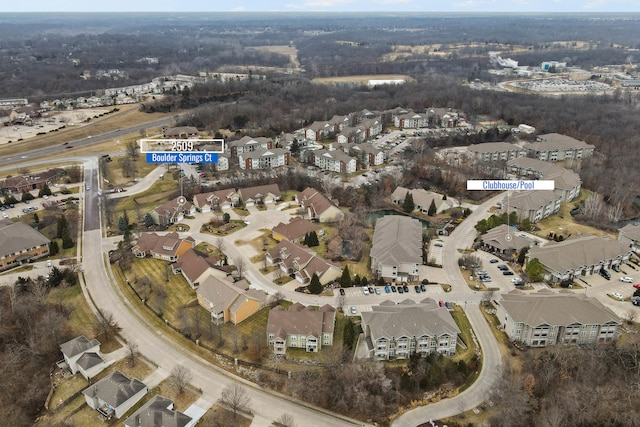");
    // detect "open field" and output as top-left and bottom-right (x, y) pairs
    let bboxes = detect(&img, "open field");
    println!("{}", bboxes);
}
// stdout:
(112, 176), (181, 223)
(250, 44), (301, 69)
